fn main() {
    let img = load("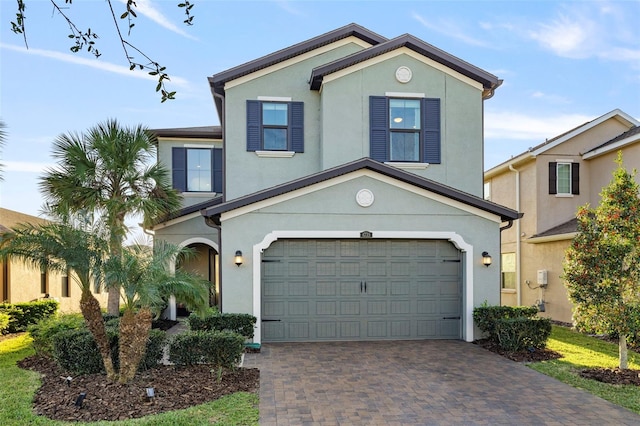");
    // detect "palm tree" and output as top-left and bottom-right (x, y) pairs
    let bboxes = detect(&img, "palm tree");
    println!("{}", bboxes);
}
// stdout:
(0, 222), (117, 380)
(40, 119), (182, 315)
(105, 239), (211, 383)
